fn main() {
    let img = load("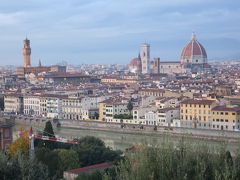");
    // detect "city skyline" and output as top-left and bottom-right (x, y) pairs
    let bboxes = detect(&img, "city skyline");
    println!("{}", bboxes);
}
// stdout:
(0, 0), (239, 66)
